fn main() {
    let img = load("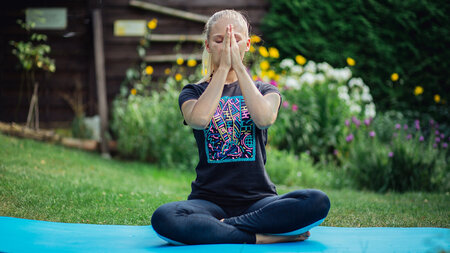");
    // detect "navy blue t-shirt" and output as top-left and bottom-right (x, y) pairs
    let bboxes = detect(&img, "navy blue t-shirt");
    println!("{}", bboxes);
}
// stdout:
(178, 80), (281, 206)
